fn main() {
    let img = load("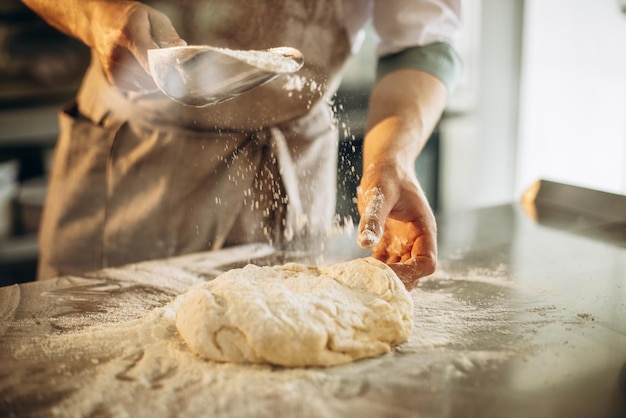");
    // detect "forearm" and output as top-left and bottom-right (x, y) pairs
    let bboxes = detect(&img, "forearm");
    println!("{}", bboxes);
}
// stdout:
(20, 0), (135, 49)
(22, 0), (183, 90)
(363, 69), (447, 172)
